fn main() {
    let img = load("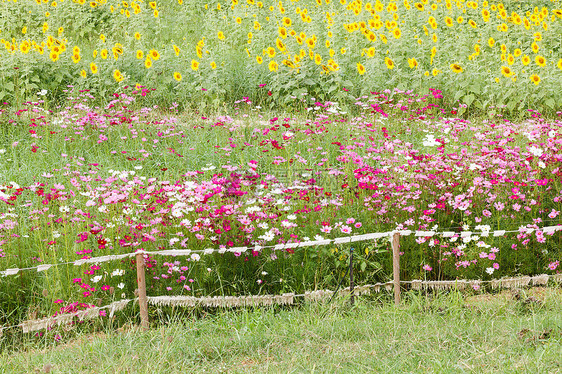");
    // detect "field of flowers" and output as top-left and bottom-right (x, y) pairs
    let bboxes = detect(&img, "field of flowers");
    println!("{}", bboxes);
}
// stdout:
(0, 0), (561, 112)
(1, 85), (561, 334)
(1, 0), (562, 340)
